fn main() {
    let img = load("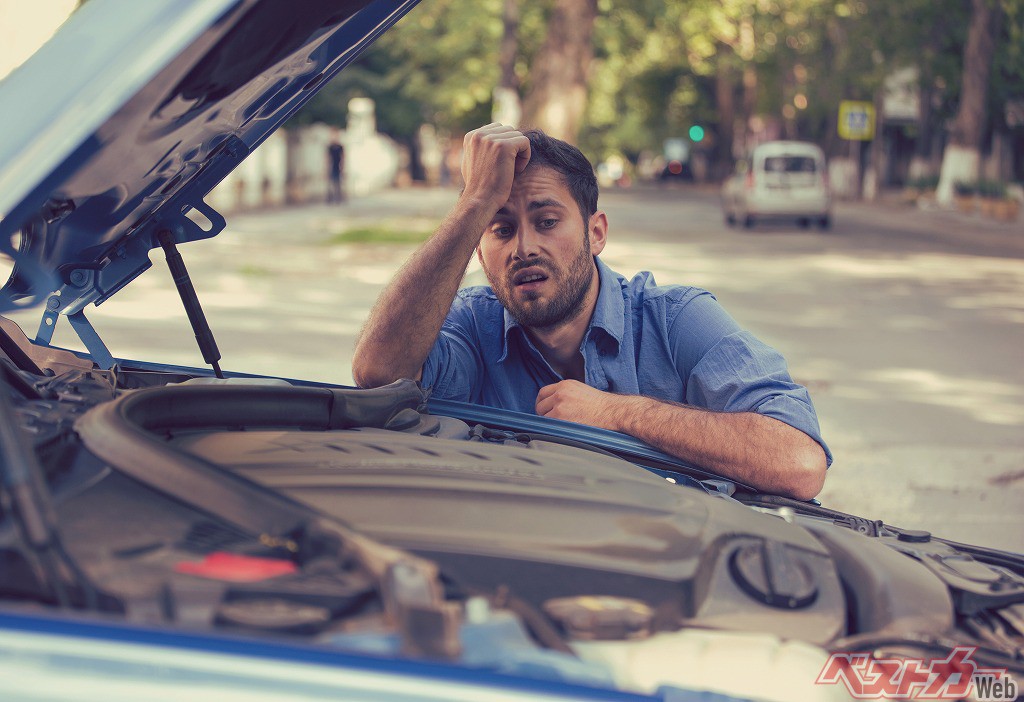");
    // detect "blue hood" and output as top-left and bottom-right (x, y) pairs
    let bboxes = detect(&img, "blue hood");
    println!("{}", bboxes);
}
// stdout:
(0, 0), (419, 315)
